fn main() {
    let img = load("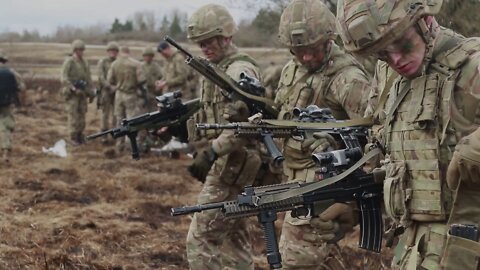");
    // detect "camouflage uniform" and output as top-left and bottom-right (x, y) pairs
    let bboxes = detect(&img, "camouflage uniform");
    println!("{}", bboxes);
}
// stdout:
(262, 62), (283, 99)
(60, 40), (94, 144)
(337, 0), (480, 269)
(97, 42), (119, 133)
(161, 50), (190, 99)
(184, 4), (263, 270)
(107, 48), (146, 151)
(0, 50), (25, 161)
(141, 47), (163, 110)
(274, 1), (371, 269)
